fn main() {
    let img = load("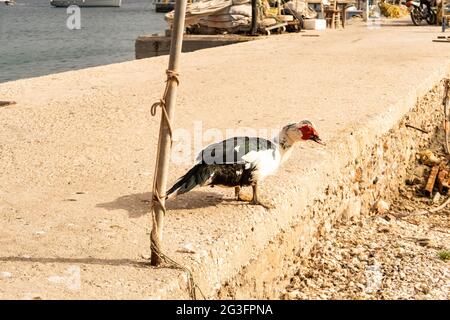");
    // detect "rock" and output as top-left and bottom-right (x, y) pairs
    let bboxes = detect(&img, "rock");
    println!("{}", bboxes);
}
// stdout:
(413, 165), (428, 177)
(356, 283), (365, 290)
(432, 192), (441, 204)
(350, 247), (363, 256)
(140, 253), (150, 260)
(416, 238), (430, 247)
(358, 253), (368, 261)
(414, 283), (430, 294)
(377, 226), (390, 233)
(395, 247), (406, 258)
(0, 271), (12, 278)
(418, 150), (440, 166)
(290, 276), (302, 287)
(375, 200), (390, 214)
(406, 176), (423, 186)
(177, 243), (197, 254)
